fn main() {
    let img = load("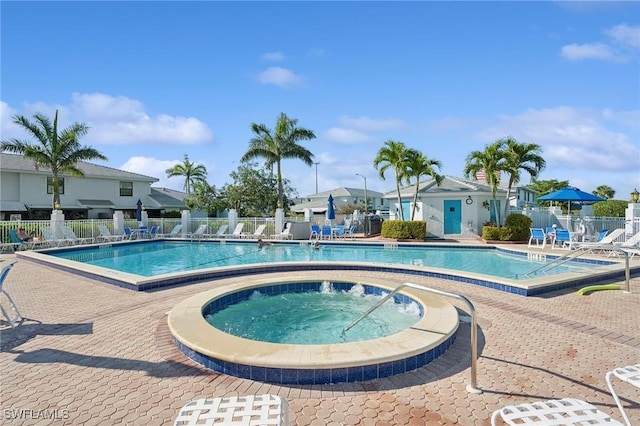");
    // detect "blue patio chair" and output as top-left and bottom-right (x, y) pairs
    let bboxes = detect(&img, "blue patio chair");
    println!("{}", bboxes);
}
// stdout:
(310, 225), (321, 240)
(344, 225), (356, 239)
(528, 228), (547, 249)
(320, 226), (332, 240)
(553, 229), (575, 250)
(0, 261), (23, 328)
(333, 224), (346, 238)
